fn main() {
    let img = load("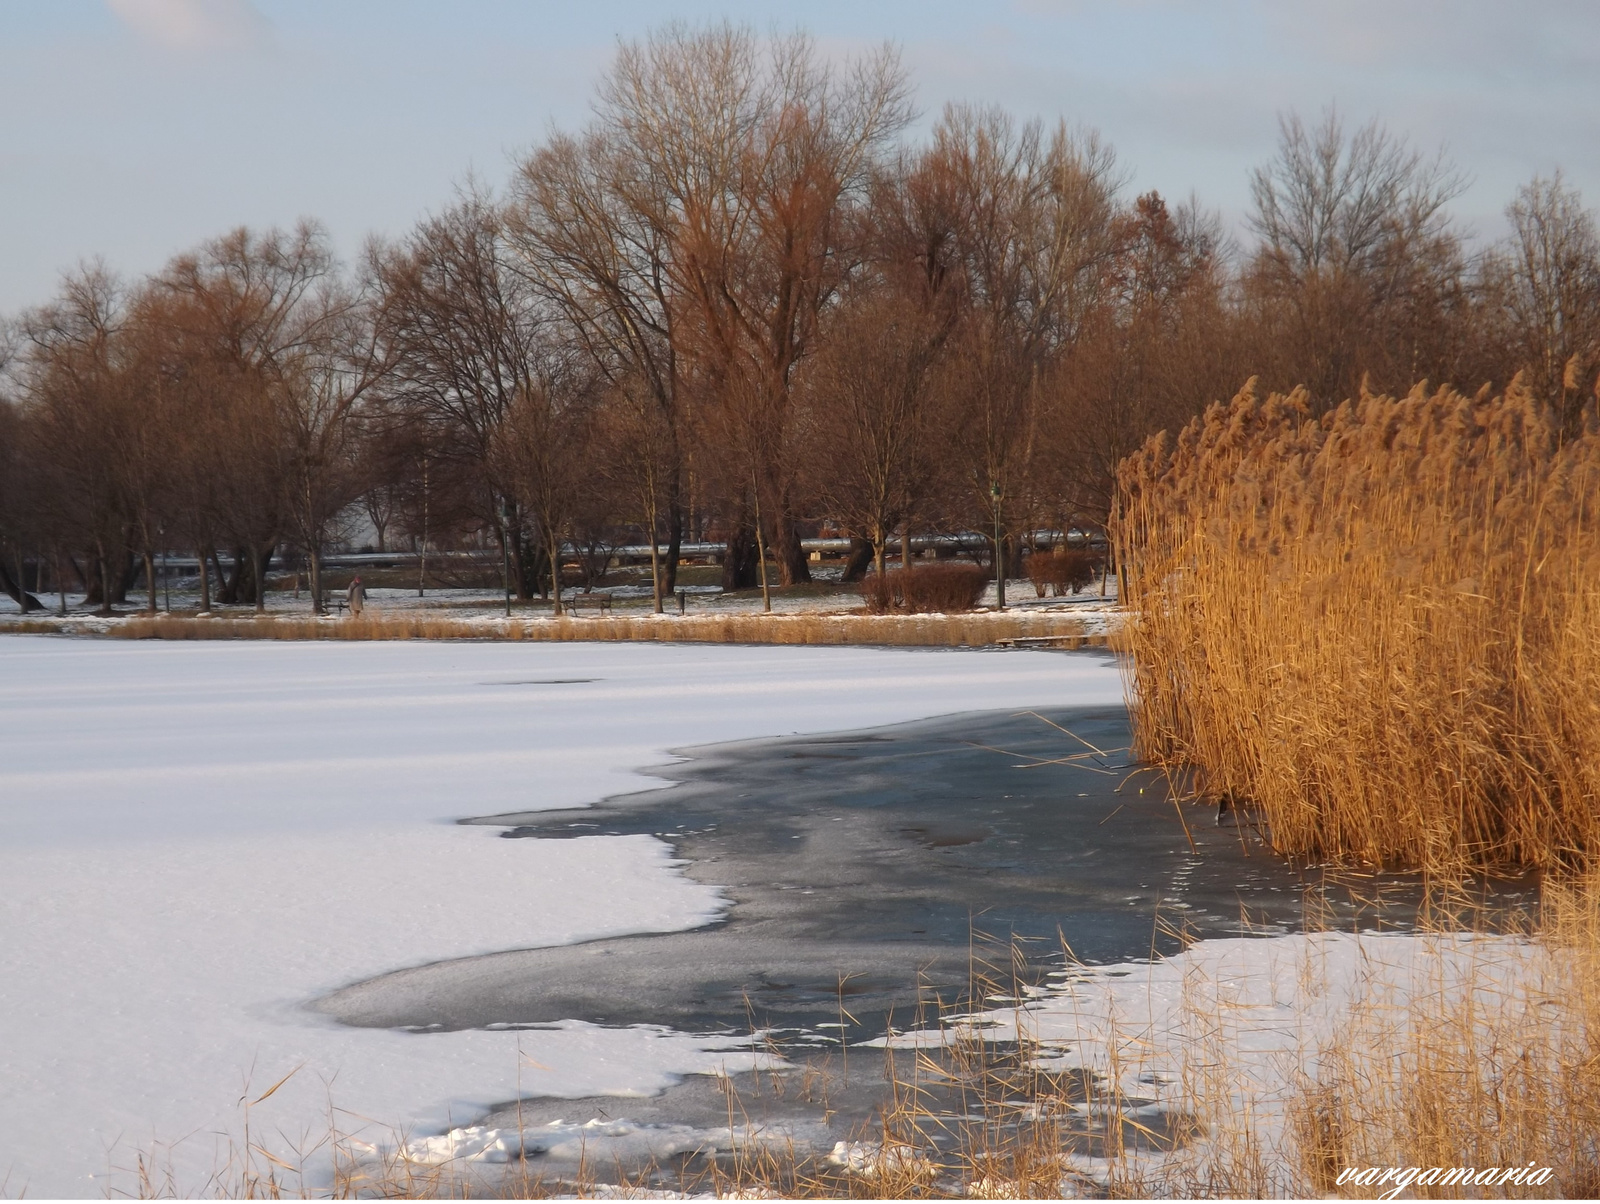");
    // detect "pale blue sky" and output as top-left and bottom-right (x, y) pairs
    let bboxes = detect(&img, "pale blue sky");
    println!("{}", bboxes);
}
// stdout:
(3, 1), (1597, 313)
